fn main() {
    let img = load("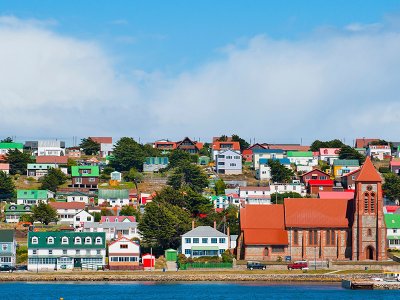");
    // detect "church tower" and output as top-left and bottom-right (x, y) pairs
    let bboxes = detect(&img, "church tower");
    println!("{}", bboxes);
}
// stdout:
(352, 157), (387, 260)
